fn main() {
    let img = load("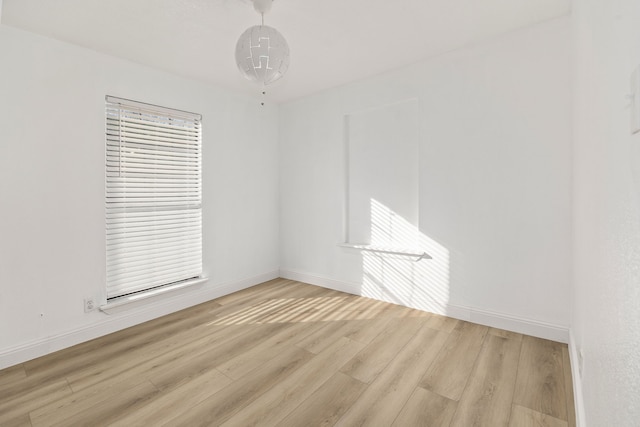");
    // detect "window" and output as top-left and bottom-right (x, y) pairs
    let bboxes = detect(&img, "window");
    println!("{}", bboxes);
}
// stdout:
(105, 96), (202, 300)
(344, 99), (420, 250)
